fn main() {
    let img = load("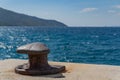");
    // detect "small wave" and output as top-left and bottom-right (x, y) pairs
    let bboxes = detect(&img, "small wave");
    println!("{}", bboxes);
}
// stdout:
(0, 42), (6, 49)
(44, 38), (50, 41)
